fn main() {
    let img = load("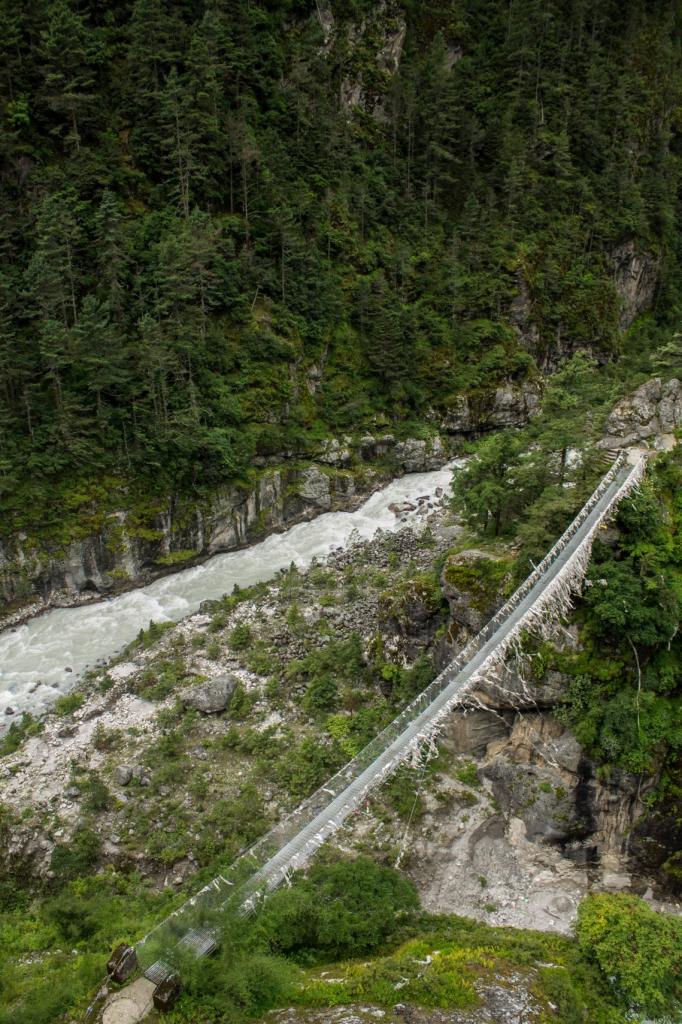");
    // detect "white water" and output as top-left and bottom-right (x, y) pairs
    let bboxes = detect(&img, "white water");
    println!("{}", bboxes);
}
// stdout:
(0, 463), (459, 721)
